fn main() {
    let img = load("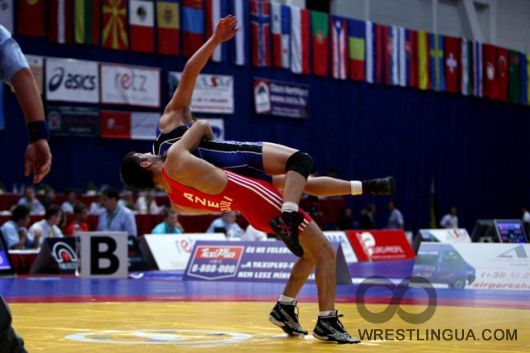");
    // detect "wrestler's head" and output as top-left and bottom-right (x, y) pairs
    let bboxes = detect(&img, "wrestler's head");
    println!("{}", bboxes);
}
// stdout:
(120, 152), (162, 191)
